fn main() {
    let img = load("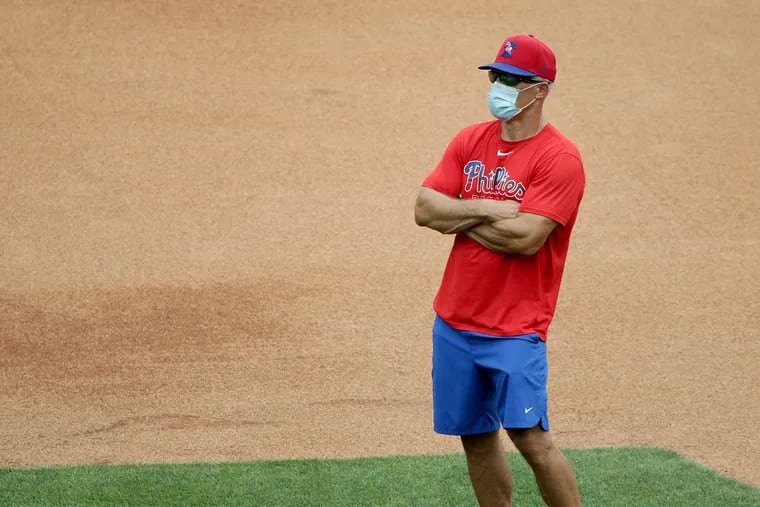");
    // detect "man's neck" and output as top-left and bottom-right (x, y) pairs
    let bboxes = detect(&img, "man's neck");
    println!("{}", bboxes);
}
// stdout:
(501, 112), (546, 142)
